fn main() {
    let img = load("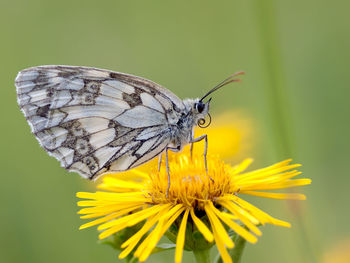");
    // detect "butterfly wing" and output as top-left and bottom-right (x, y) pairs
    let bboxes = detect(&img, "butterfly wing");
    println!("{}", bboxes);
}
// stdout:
(15, 65), (185, 179)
